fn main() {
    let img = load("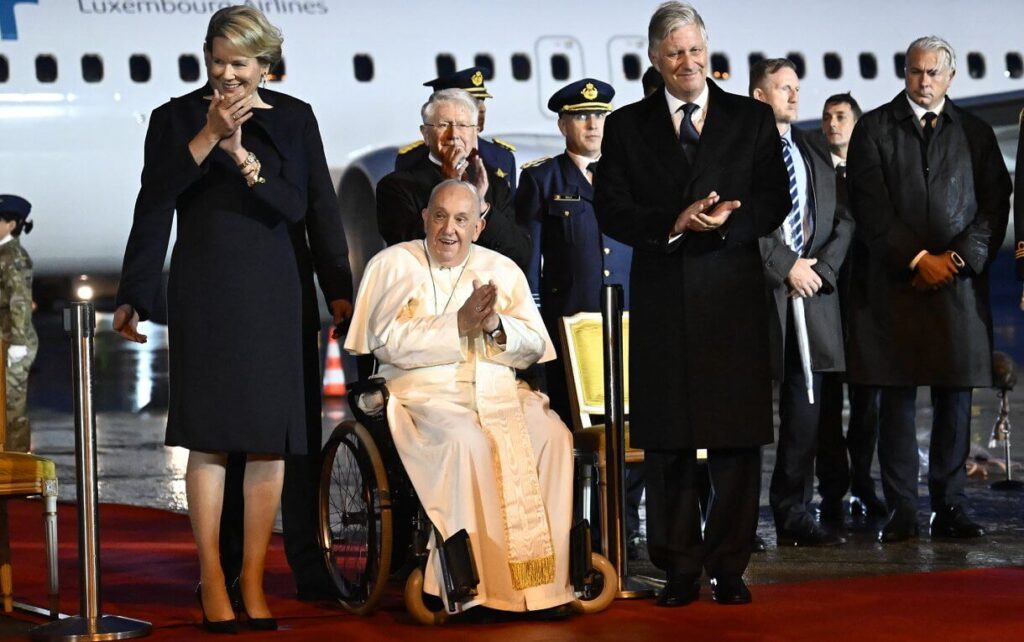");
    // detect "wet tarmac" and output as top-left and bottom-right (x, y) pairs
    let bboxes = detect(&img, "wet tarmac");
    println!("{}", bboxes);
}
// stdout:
(17, 252), (1024, 589)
